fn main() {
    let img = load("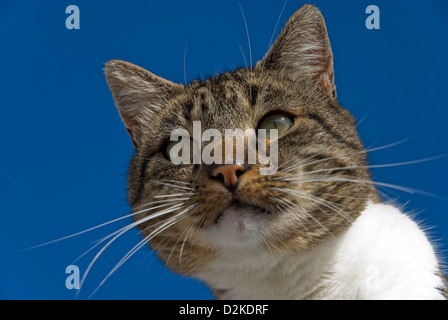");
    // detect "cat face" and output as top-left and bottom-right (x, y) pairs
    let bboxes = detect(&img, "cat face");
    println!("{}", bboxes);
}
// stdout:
(105, 5), (376, 275)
